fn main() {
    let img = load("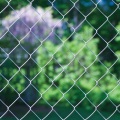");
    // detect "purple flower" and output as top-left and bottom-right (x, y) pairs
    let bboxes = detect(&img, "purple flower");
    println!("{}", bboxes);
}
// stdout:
(1, 5), (62, 45)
